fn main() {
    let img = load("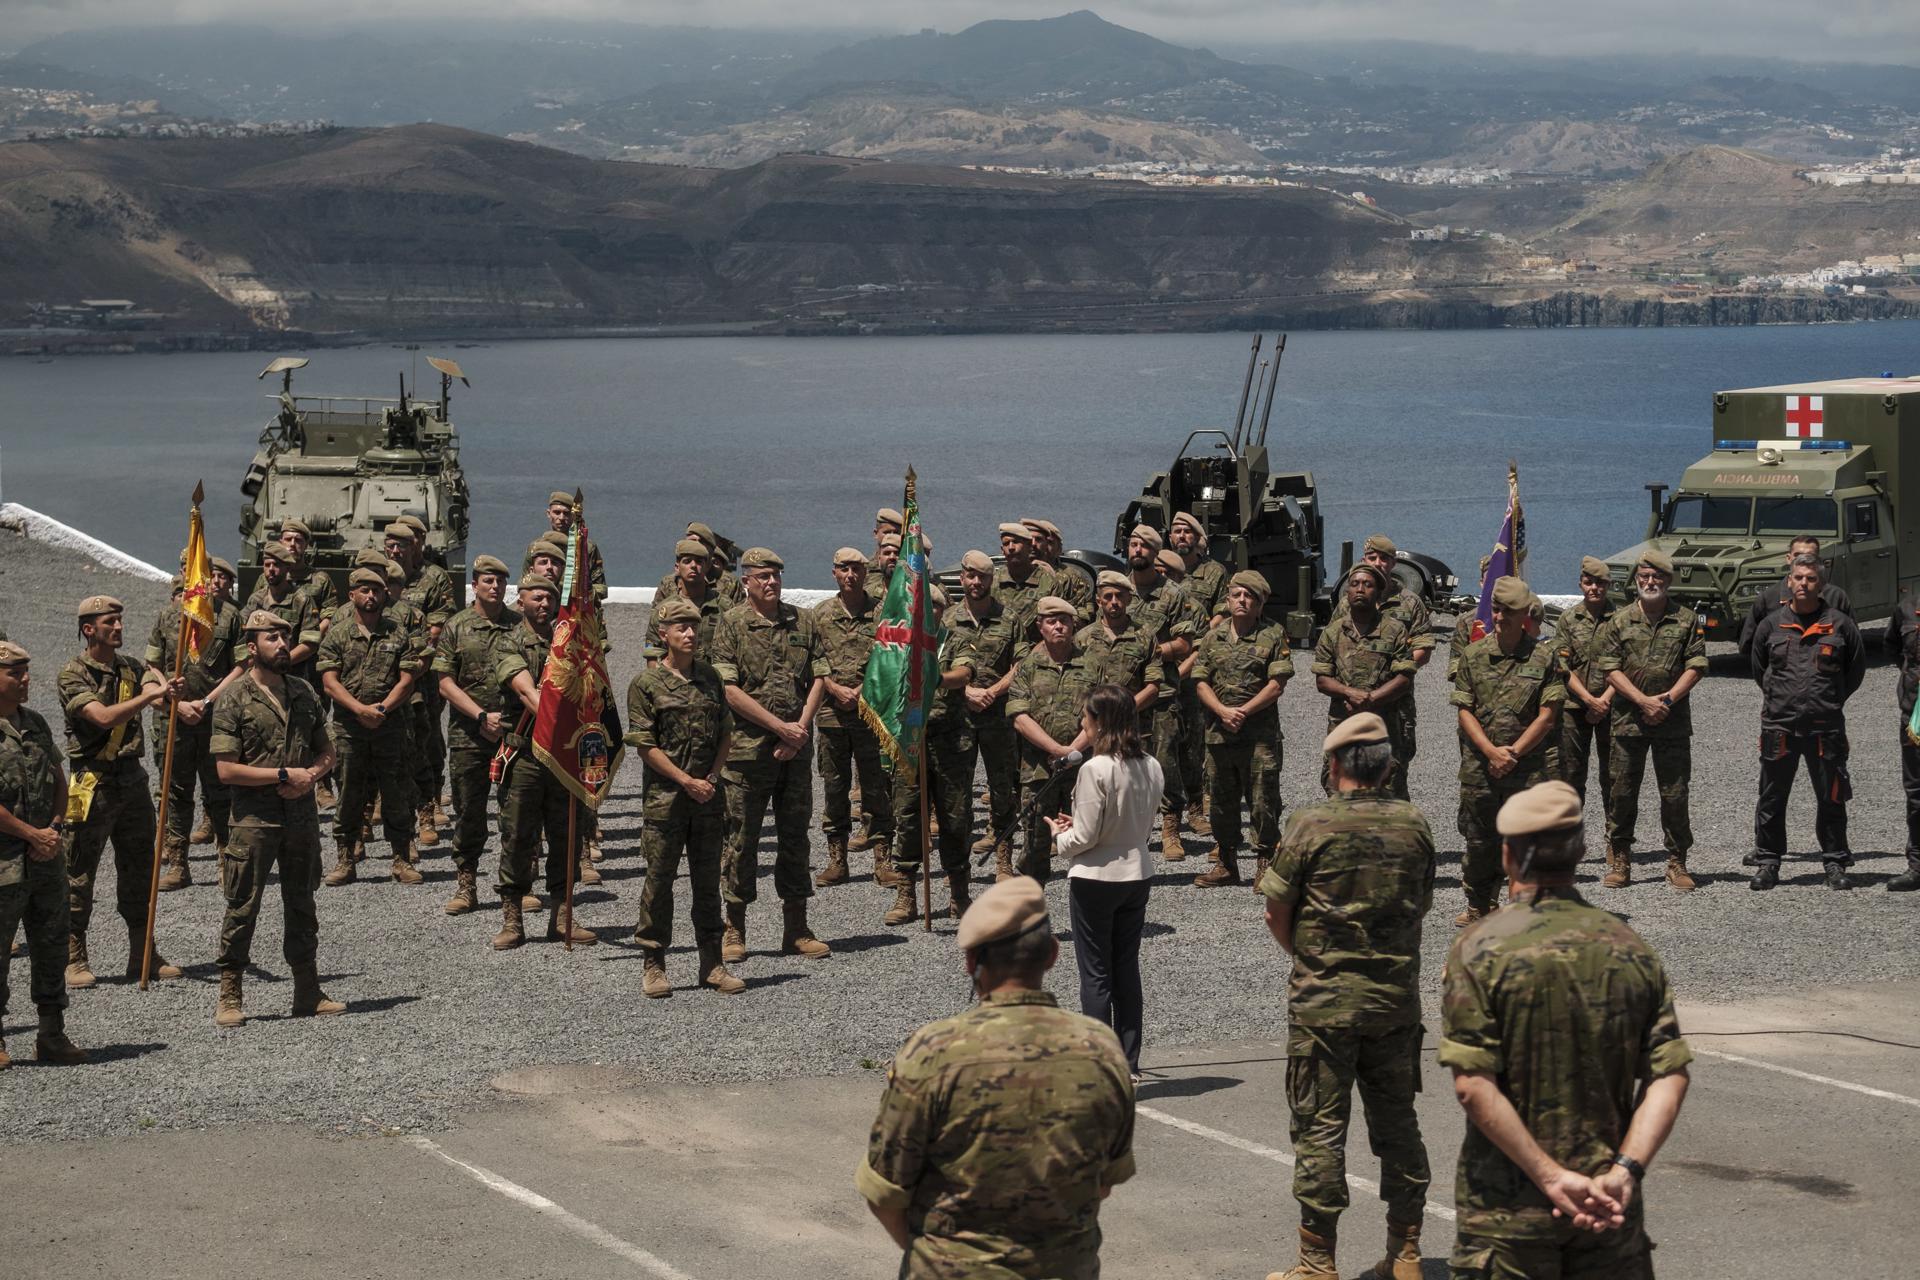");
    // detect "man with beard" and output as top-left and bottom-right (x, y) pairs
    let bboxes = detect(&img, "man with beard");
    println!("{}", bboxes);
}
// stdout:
(1313, 564), (1417, 799)
(244, 544), (323, 687)
(865, 533), (903, 604)
(953, 550), (1022, 880)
